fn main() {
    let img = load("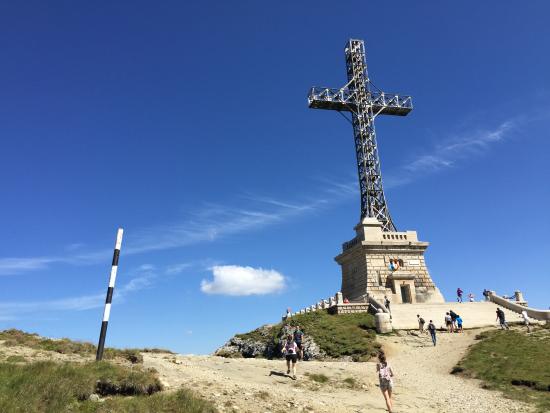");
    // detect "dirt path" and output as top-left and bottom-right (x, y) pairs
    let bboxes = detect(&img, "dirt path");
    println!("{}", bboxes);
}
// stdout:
(143, 329), (534, 413)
